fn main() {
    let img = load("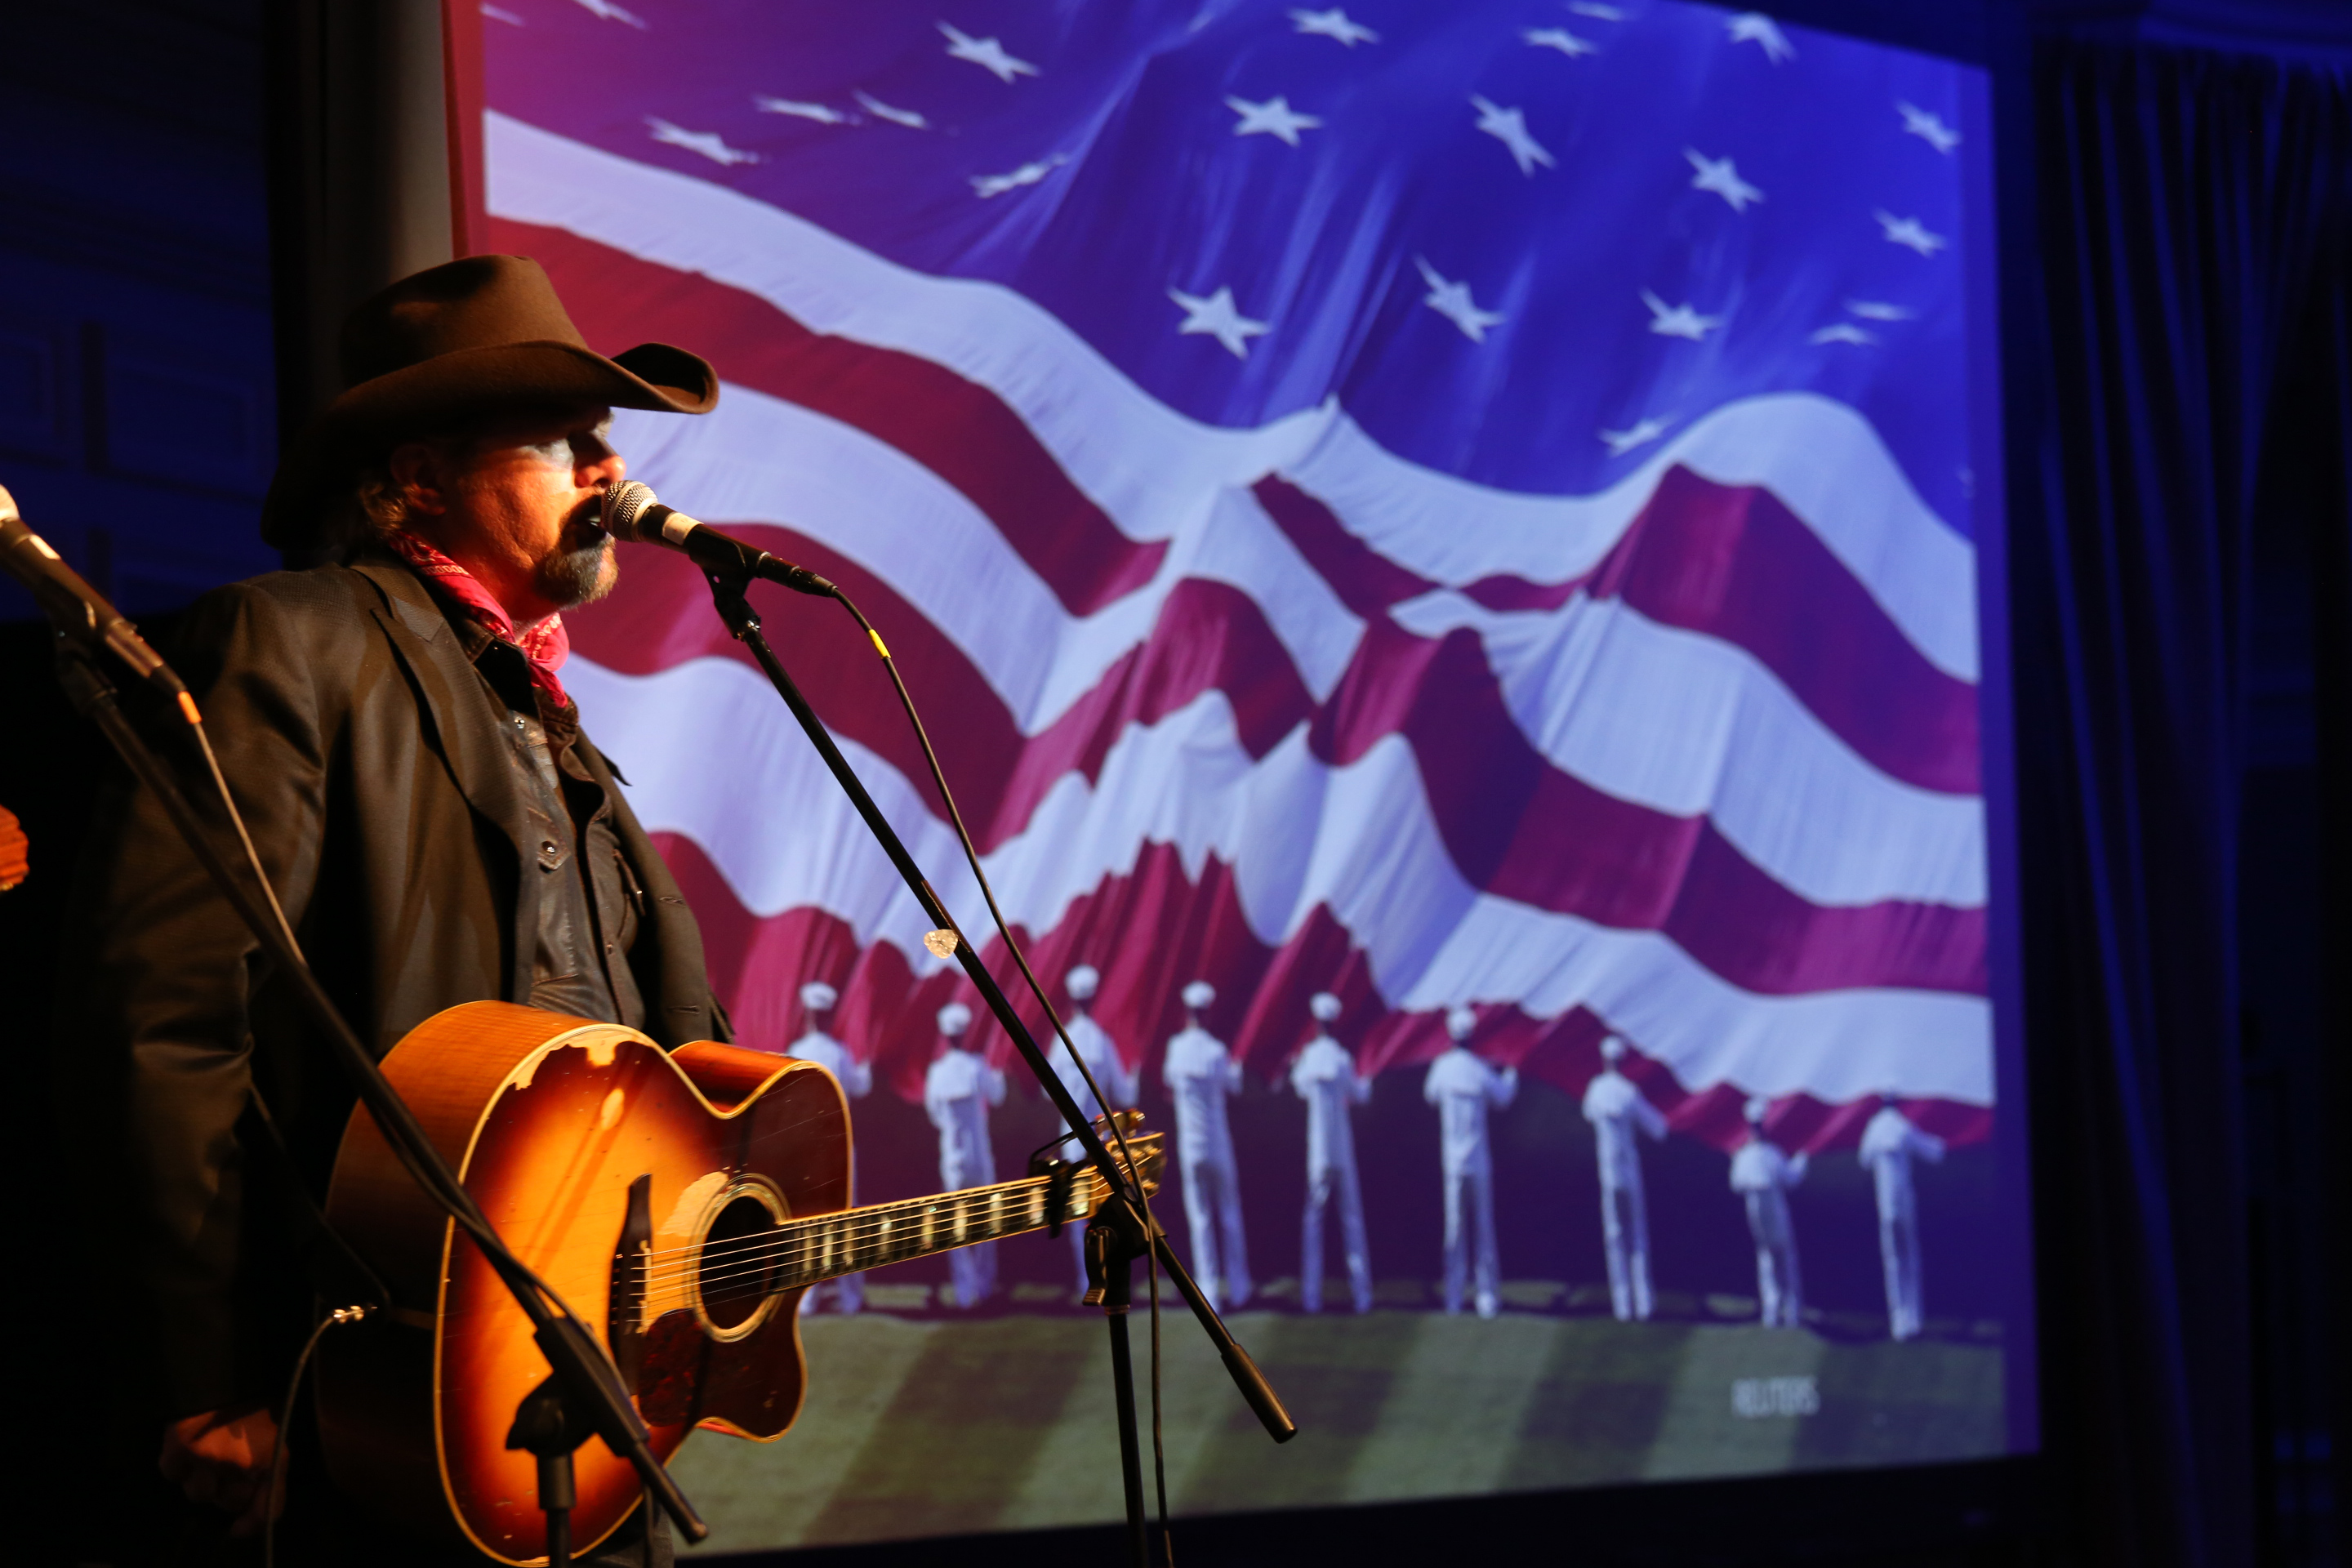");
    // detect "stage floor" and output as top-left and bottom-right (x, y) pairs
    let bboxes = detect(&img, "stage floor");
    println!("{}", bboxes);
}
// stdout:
(670, 1300), (2004, 1554)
